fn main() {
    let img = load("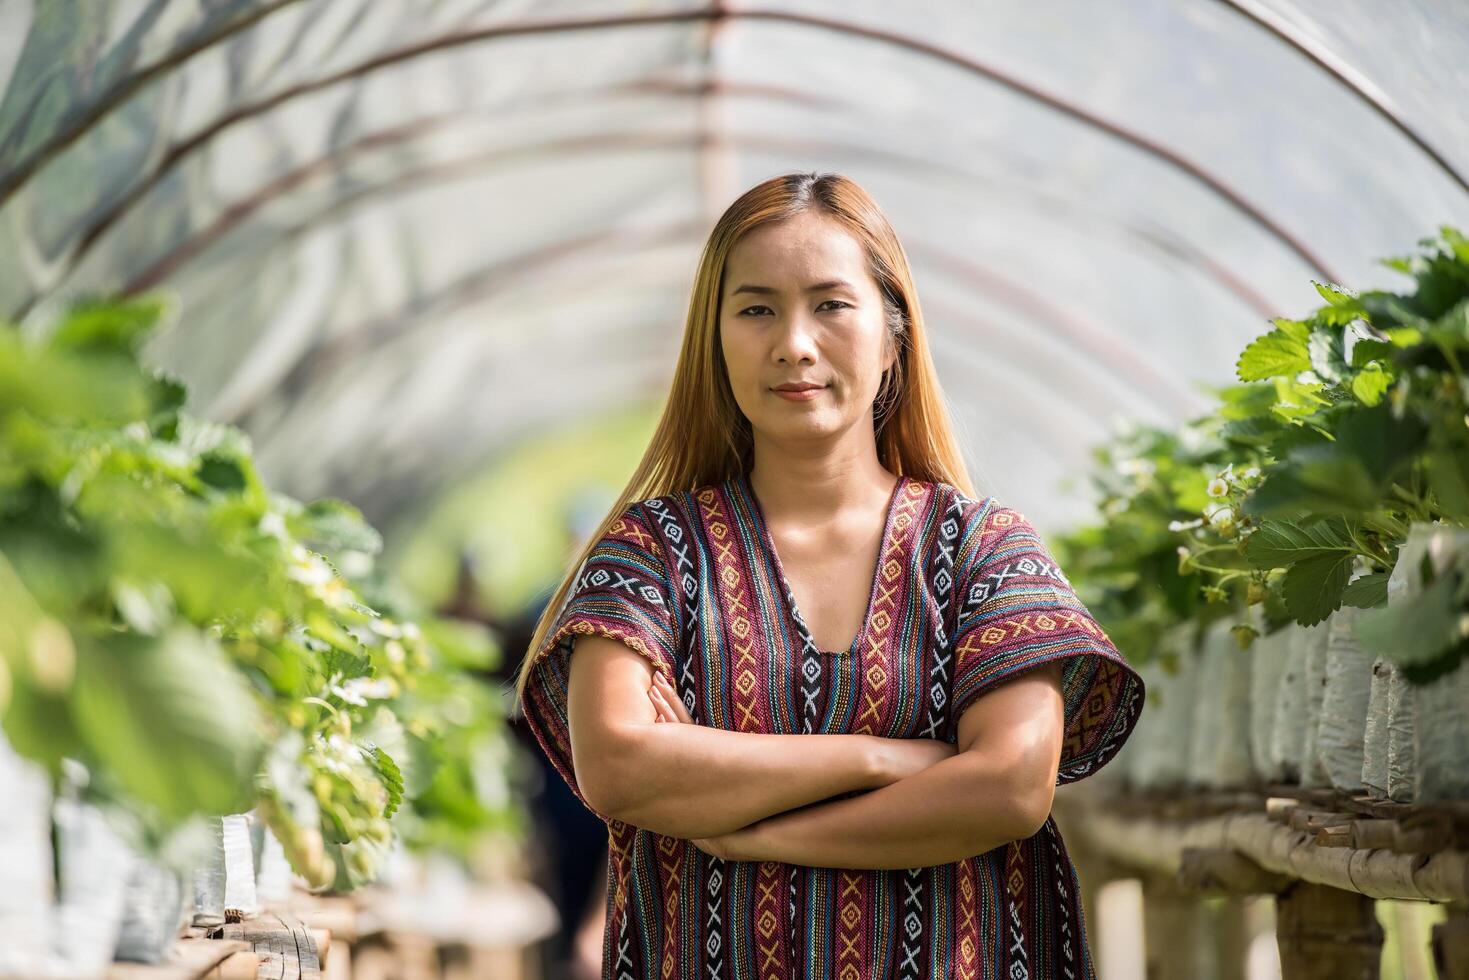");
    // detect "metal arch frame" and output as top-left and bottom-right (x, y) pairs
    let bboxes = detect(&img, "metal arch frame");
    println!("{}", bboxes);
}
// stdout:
(1214, 0), (1469, 197)
(3, 5), (1346, 281)
(149, 127), (1270, 426)
(34, 72), (1282, 331)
